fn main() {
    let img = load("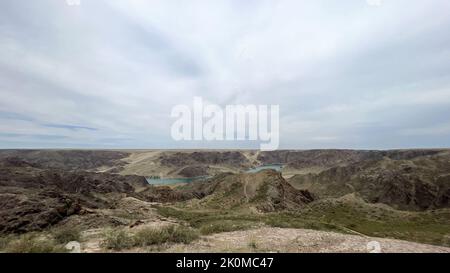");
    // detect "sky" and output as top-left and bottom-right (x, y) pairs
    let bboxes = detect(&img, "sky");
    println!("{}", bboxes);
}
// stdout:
(0, 0), (450, 149)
